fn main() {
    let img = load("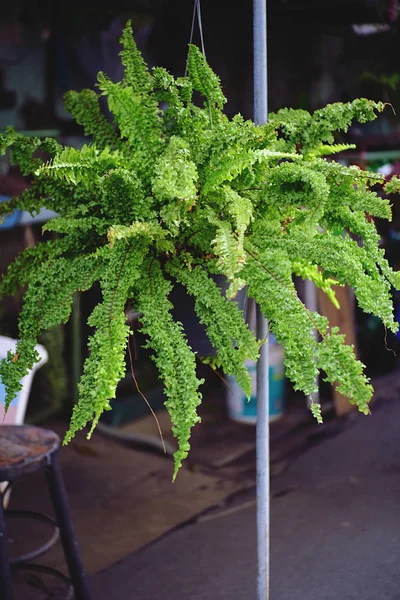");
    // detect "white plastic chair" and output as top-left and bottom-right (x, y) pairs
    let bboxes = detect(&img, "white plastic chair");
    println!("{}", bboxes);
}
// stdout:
(0, 335), (48, 425)
(0, 335), (48, 505)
